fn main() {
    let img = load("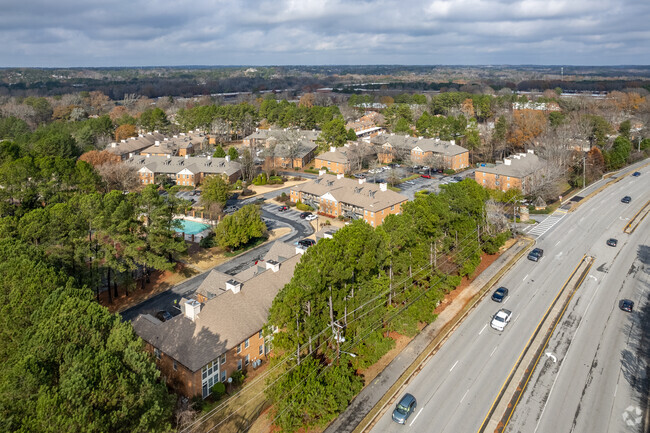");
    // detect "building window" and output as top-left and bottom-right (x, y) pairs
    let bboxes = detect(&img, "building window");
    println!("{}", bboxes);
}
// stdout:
(237, 344), (241, 354)
(483, 179), (486, 184)
(507, 183), (510, 188)
(221, 370), (227, 383)
(495, 181), (500, 186)
(391, 205), (395, 211)
(245, 354), (250, 366)
(245, 339), (249, 349)
(259, 345), (264, 355)
(259, 330), (263, 339)
(154, 348), (161, 360)
(173, 360), (178, 371)
(237, 360), (242, 370)
(507, 176), (510, 180)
